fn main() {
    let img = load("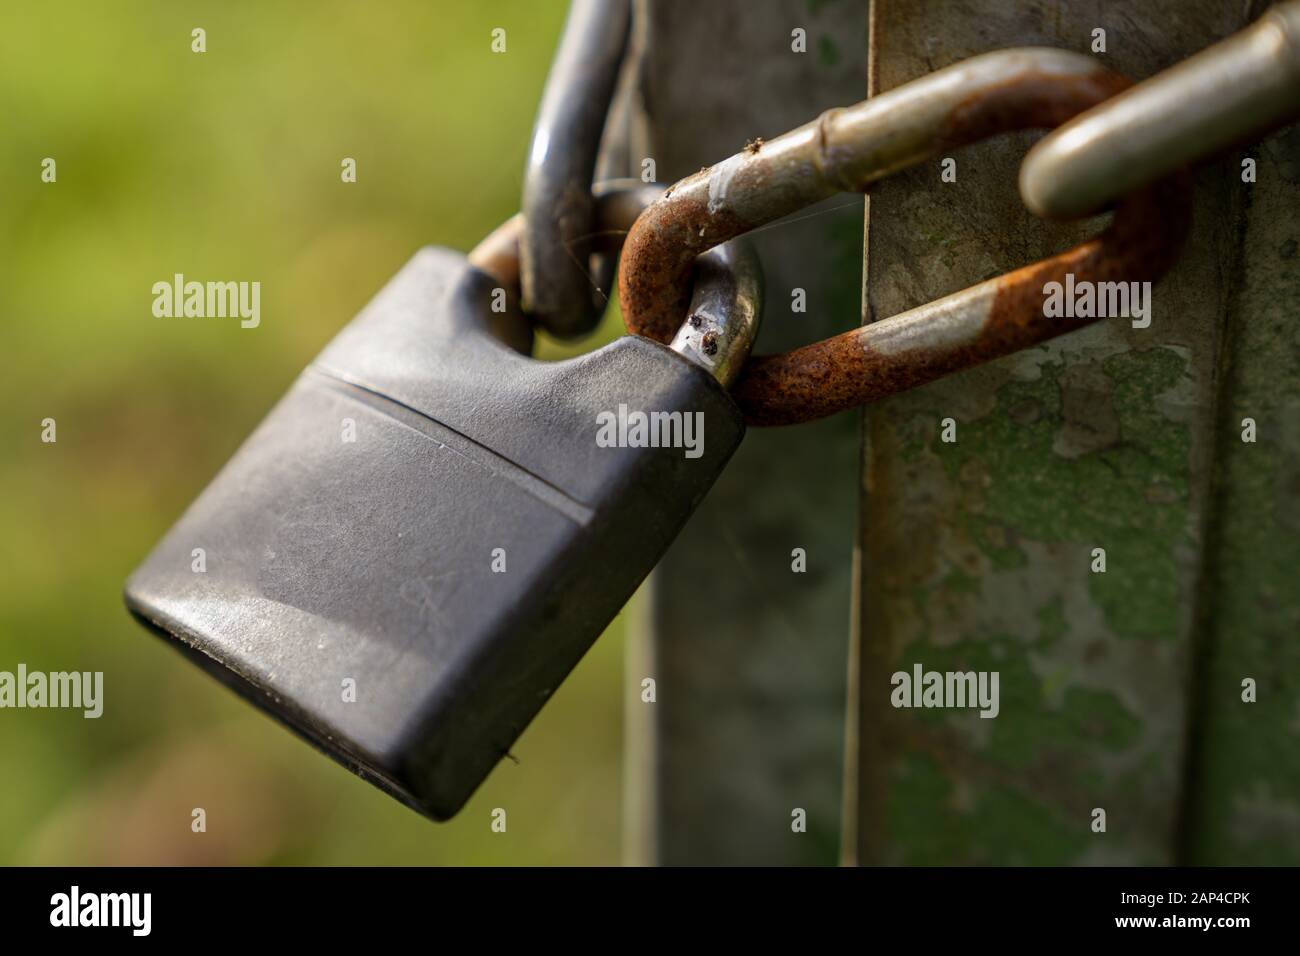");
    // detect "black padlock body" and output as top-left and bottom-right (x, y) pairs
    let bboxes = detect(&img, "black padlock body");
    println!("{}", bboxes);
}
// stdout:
(125, 247), (745, 820)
